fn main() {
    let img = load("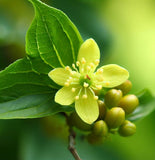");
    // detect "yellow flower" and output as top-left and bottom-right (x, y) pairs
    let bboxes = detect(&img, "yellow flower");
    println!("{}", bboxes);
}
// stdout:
(48, 39), (129, 124)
